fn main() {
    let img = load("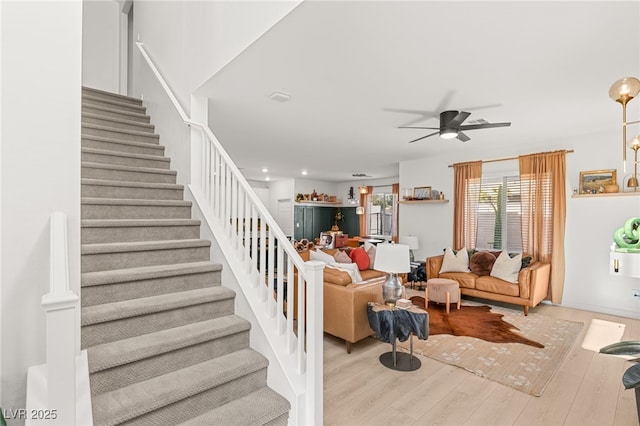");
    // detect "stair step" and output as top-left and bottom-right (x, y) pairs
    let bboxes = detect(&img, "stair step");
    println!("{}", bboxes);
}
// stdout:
(81, 198), (192, 220)
(82, 162), (176, 184)
(81, 238), (210, 273)
(82, 135), (165, 156)
(81, 261), (221, 306)
(82, 113), (155, 133)
(82, 123), (160, 145)
(83, 94), (146, 114)
(81, 178), (184, 200)
(81, 218), (200, 244)
(82, 104), (150, 124)
(91, 348), (268, 426)
(82, 148), (170, 170)
(82, 86), (143, 106)
(81, 286), (236, 347)
(178, 387), (290, 426)
(87, 315), (251, 395)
